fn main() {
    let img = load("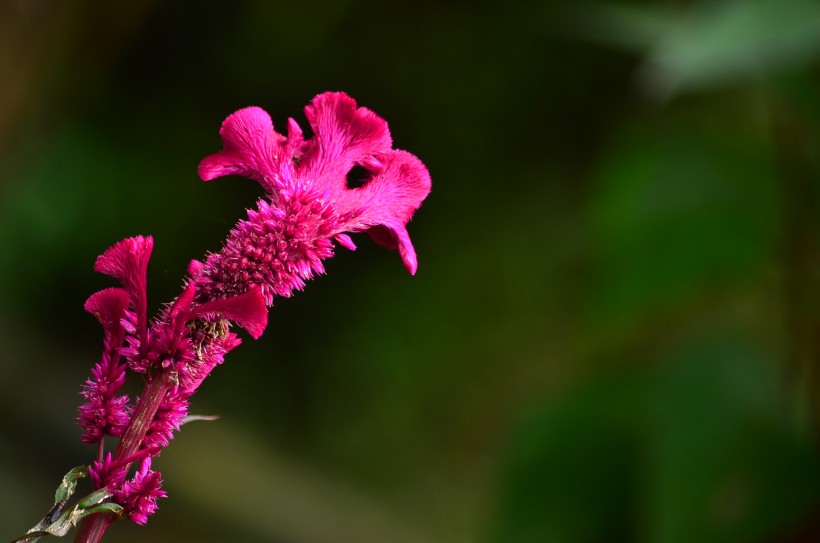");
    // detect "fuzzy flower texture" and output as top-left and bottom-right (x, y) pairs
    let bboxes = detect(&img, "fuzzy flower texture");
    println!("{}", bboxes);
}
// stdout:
(76, 92), (430, 529)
